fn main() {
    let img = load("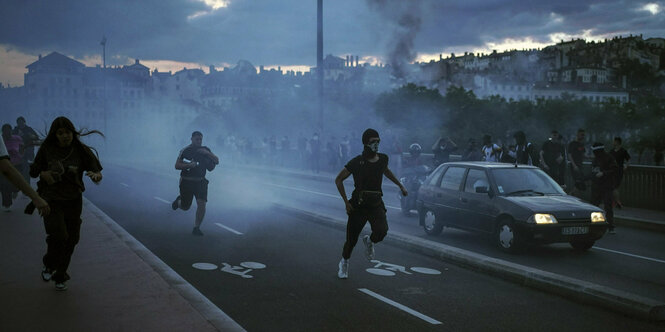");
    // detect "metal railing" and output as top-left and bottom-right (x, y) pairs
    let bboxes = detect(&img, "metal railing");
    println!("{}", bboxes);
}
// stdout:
(397, 153), (665, 211)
